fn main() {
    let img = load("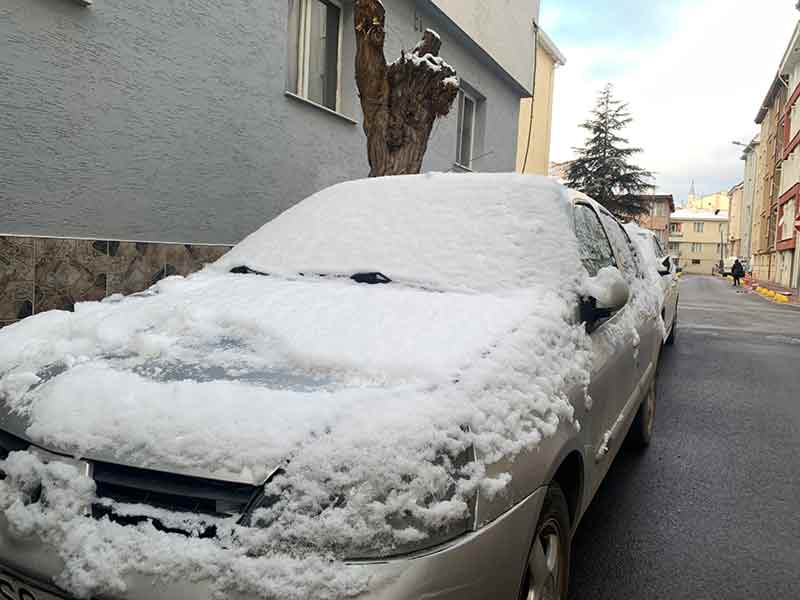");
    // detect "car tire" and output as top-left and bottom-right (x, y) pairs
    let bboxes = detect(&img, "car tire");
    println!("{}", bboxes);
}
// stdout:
(628, 376), (656, 448)
(518, 485), (571, 600)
